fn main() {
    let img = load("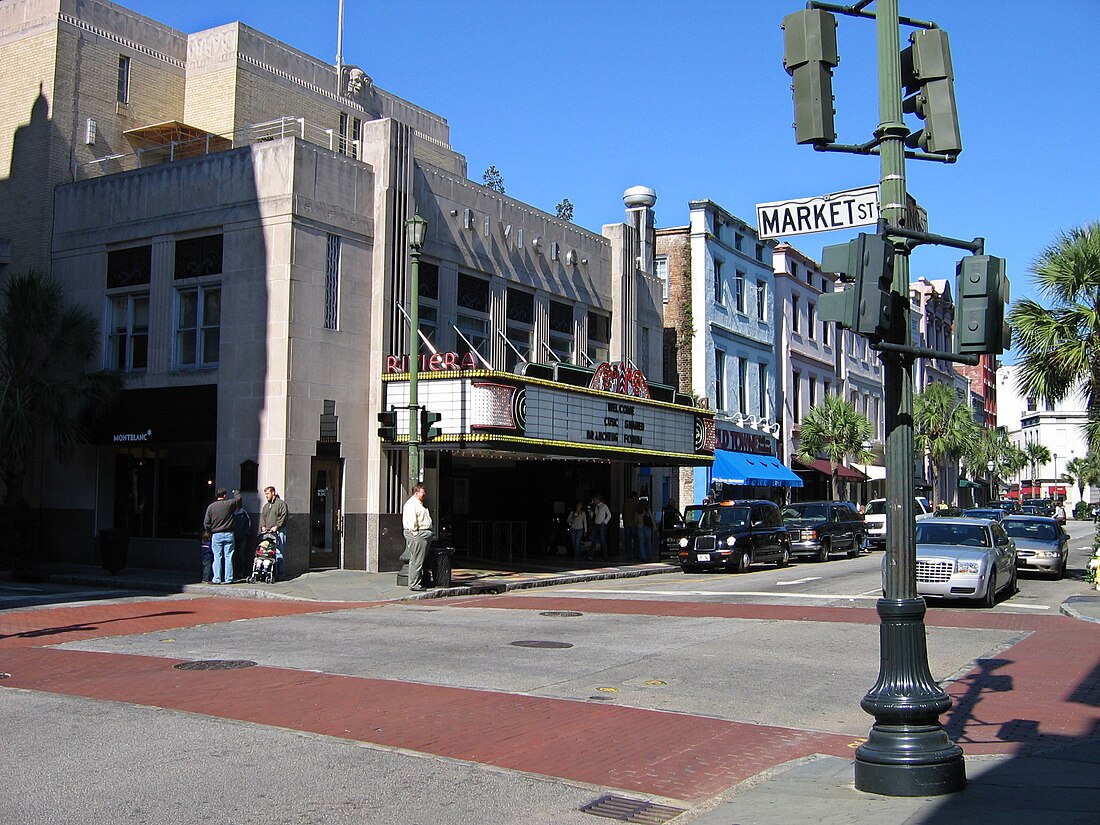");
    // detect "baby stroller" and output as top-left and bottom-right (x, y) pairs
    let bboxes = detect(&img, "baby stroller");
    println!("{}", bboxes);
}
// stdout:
(248, 531), (280, 583)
